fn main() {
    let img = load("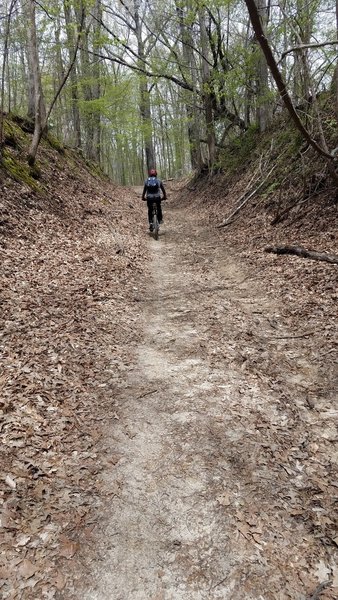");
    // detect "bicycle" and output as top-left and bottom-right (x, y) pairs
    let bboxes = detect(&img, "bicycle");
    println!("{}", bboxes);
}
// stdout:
(150, 200), (160, 240)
